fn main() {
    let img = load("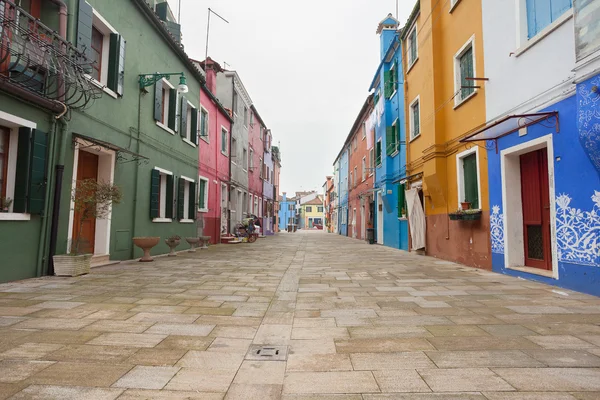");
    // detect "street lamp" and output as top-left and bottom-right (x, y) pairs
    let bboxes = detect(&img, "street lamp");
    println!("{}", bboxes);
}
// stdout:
(138, 72), (188, 93)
